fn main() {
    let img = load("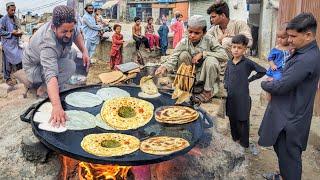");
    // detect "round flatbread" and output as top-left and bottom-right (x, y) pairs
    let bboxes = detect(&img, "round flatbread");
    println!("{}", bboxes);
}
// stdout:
(140, 136), (190, 155)
(138, 92), (161, 99)
(140, 76), (158, 95)
(155, 106), (199, 124)
(100, 97), (154, 130)
(37, 102), (52, 113)
(65, 110), (96, 130)
(33, 111), (51, 123)
(96, 87), (130, 101)
(81, 133), (140, 157)
(38, 122), (67, 133)
(65, 92), (103, 108)
(95, 114), (115, 130)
